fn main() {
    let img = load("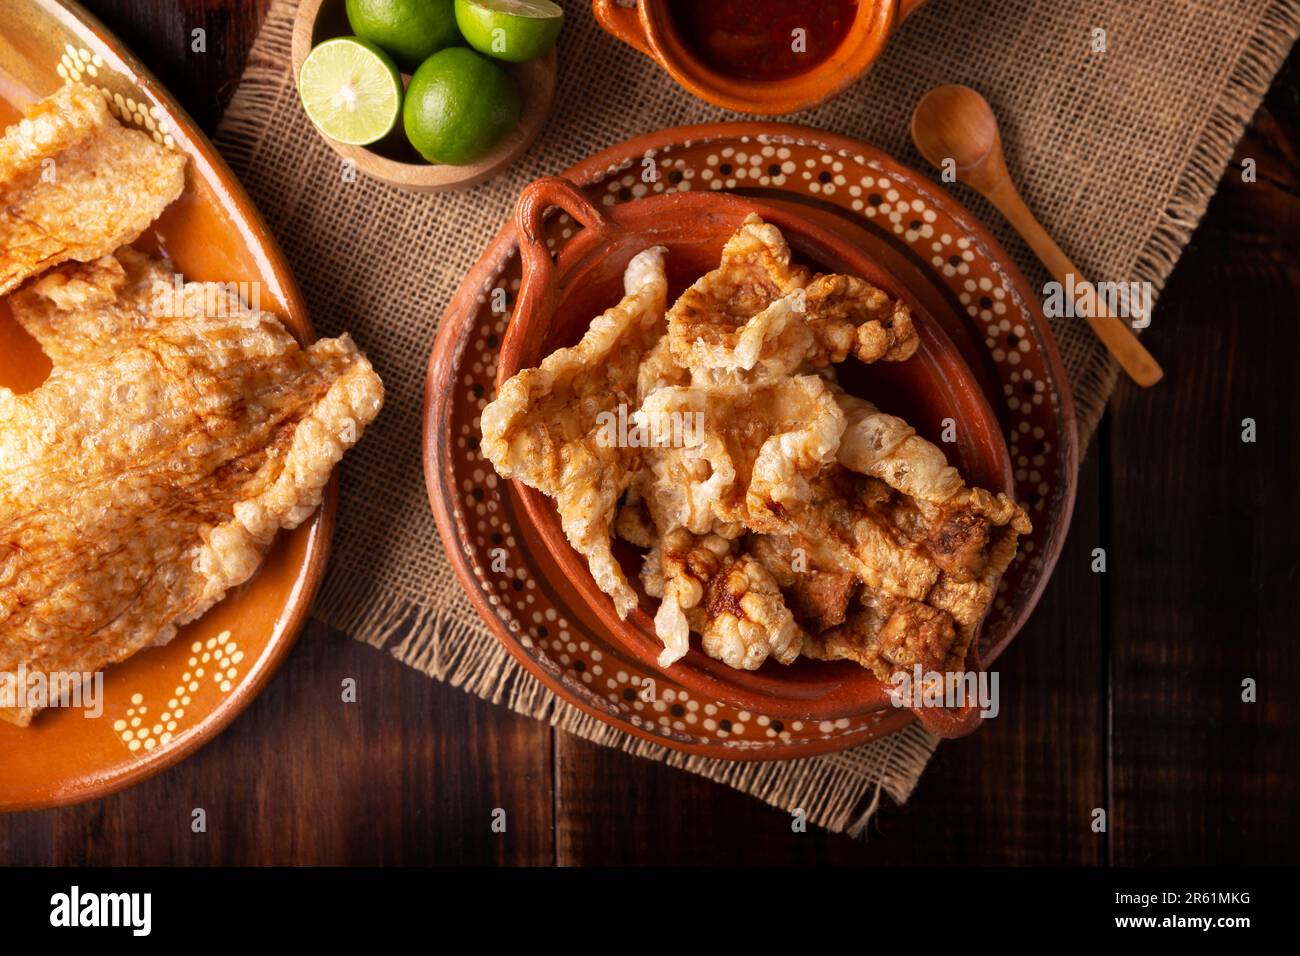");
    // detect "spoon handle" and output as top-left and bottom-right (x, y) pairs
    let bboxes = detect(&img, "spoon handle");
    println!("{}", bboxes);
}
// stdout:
(982, 177), (1164, 387)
